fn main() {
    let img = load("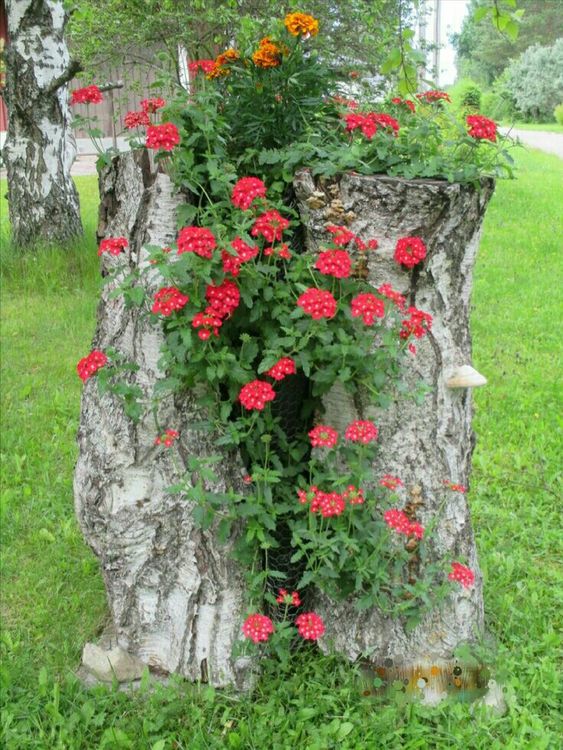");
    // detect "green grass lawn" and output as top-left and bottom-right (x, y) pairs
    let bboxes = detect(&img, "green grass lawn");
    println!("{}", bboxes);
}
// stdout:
(1, 150), (562, 748)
